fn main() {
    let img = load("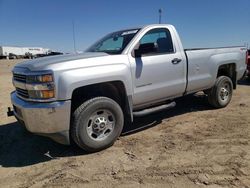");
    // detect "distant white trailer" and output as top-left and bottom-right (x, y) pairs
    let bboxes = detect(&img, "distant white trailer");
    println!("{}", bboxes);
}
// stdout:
(22, 47), (51, 55)
(0, 46), (23, 58)
(0, 46), (51, 59)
